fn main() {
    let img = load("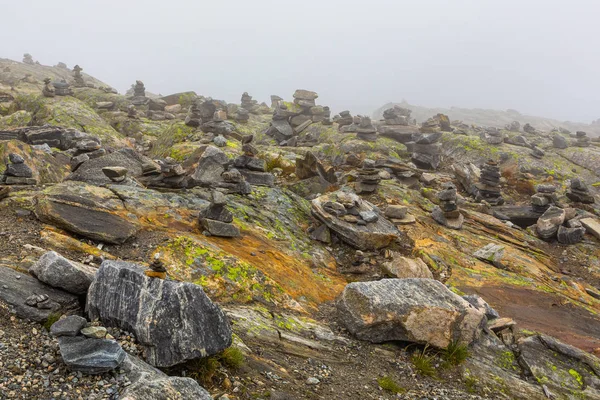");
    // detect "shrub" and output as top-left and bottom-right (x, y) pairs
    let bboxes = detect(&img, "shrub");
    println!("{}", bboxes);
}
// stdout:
(442, 341), (469, 367)
(42, 313), (61, 331)
(377, 376), (405, 394)
(411, 345), (436, 377)
(220, 347), (245, 369)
